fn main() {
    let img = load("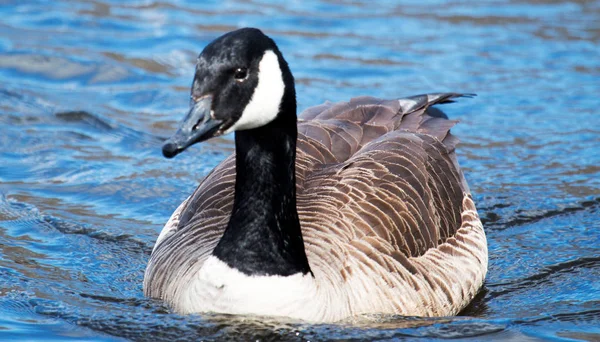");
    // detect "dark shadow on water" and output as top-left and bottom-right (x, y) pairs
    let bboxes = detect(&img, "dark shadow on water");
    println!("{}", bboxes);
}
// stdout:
(73, 310), (509, 342)
(487, 256), (600, 300)
(458, 285), (490, 317)
(481, 196), (600, 231)
(42, 215), (153, 255)
(55, 110), (115, 131)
